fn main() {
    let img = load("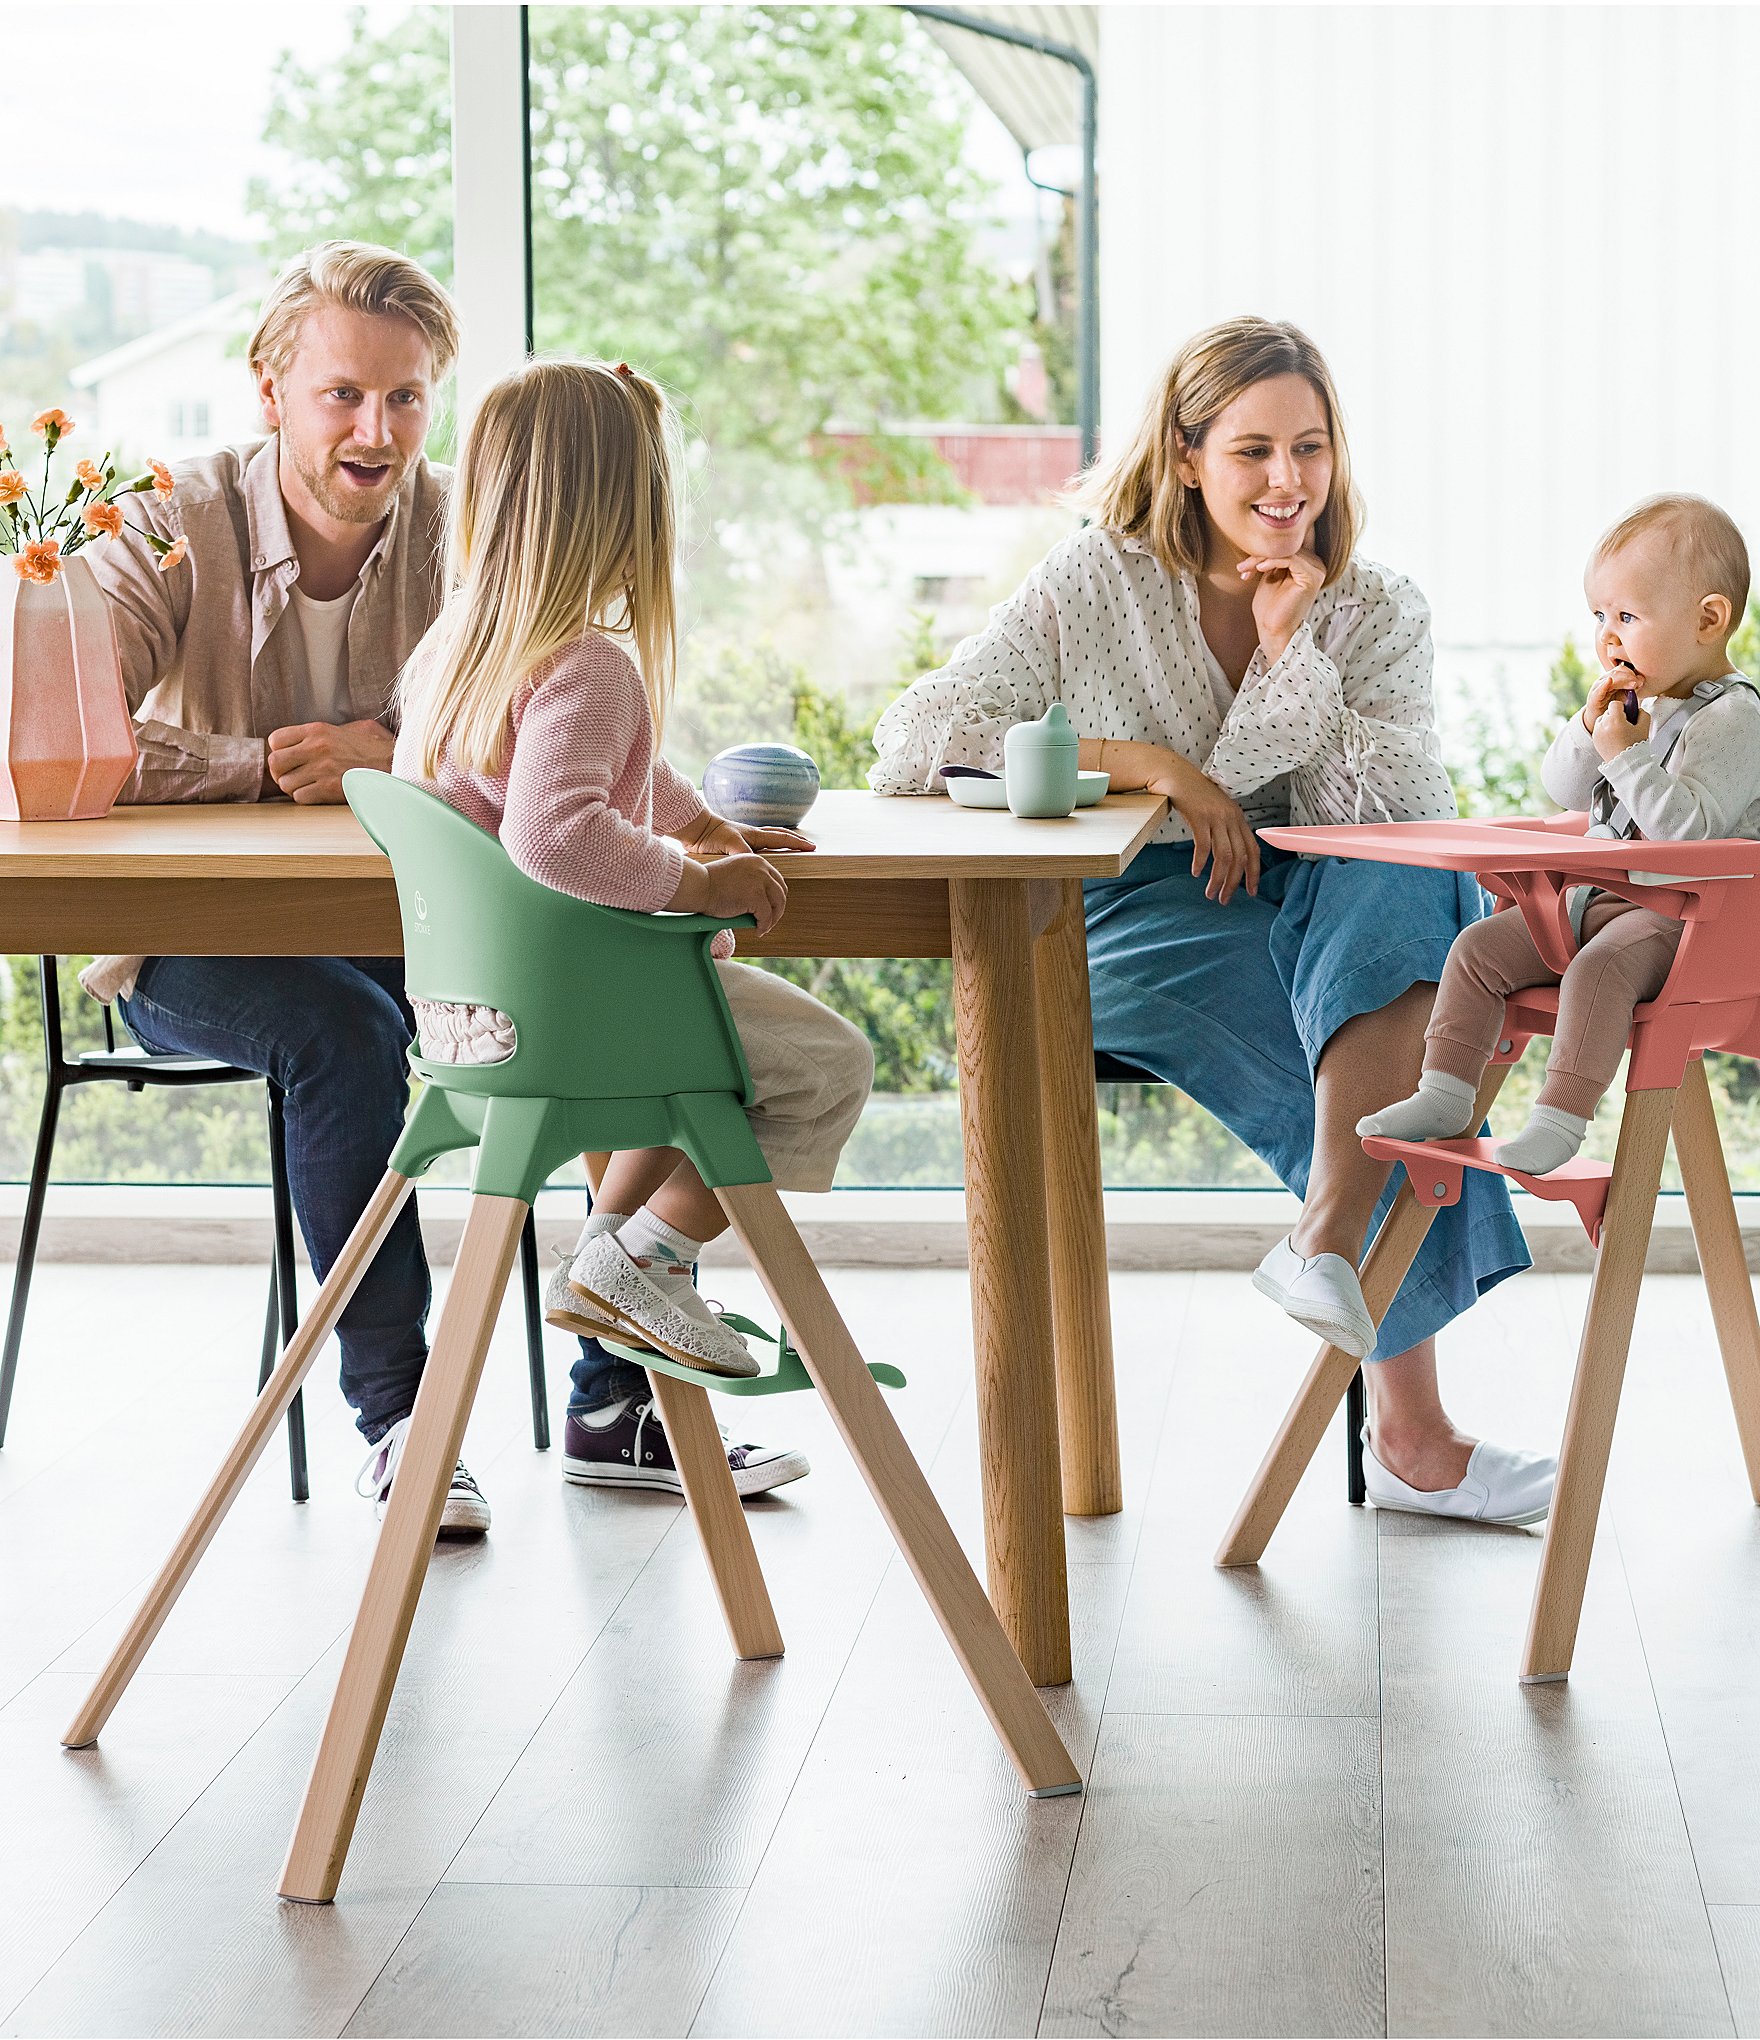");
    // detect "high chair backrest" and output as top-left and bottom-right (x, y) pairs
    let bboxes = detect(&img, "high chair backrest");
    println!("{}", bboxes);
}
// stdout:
(343, 770), (754, 1108)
